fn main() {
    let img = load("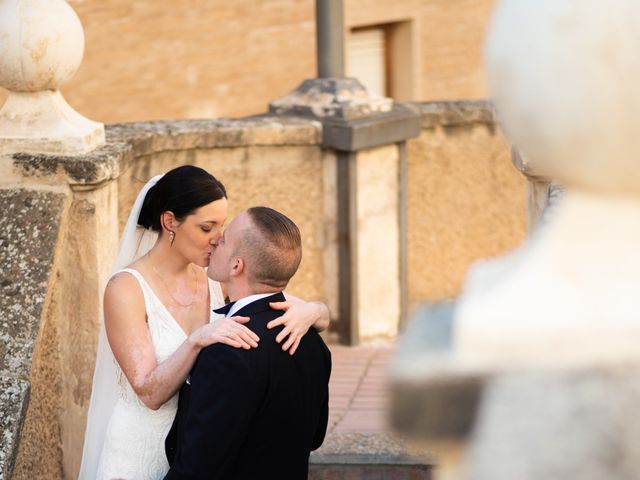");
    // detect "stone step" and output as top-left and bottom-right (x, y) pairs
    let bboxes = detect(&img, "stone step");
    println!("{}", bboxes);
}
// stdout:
(309, 432), (433, 480)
